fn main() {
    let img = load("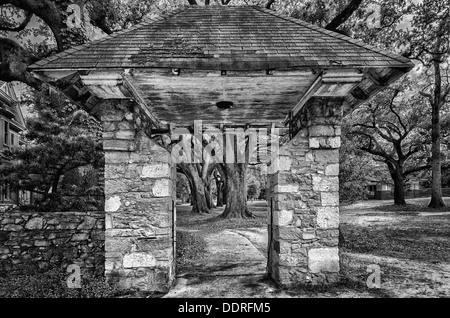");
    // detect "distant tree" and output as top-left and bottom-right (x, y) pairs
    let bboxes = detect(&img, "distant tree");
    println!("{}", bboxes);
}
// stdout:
(345, 78), (439, 205)
(246, 166), (264, 201)
(213, 167), (225, 207)
(247, 184), (258, 201)
(176, 172), (190, 203)
(339, 132), (375, 203)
